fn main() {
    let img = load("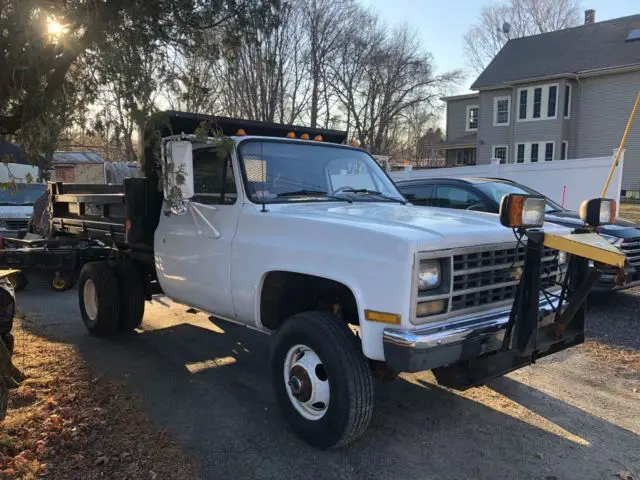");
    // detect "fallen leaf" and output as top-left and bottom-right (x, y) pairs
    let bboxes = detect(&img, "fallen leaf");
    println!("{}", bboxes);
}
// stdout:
(94, 455), (108, 466)
(149, 470), (157, 479)
(535, 453), (544, 459)
(617, 472), (634, 480)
